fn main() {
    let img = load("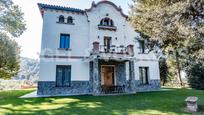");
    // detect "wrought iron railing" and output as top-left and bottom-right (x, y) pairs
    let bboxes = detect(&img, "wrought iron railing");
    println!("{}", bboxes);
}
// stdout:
(98, 25), (117, 31)
(99, 45), (127, 54)
(101, 85), (126, 94)
(92, 42), (134, 56)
